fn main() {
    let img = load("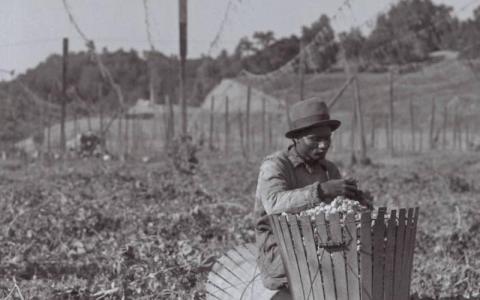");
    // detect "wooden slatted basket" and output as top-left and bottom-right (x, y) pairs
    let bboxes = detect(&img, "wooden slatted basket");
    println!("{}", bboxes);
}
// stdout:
(269, 207), (419, 300)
